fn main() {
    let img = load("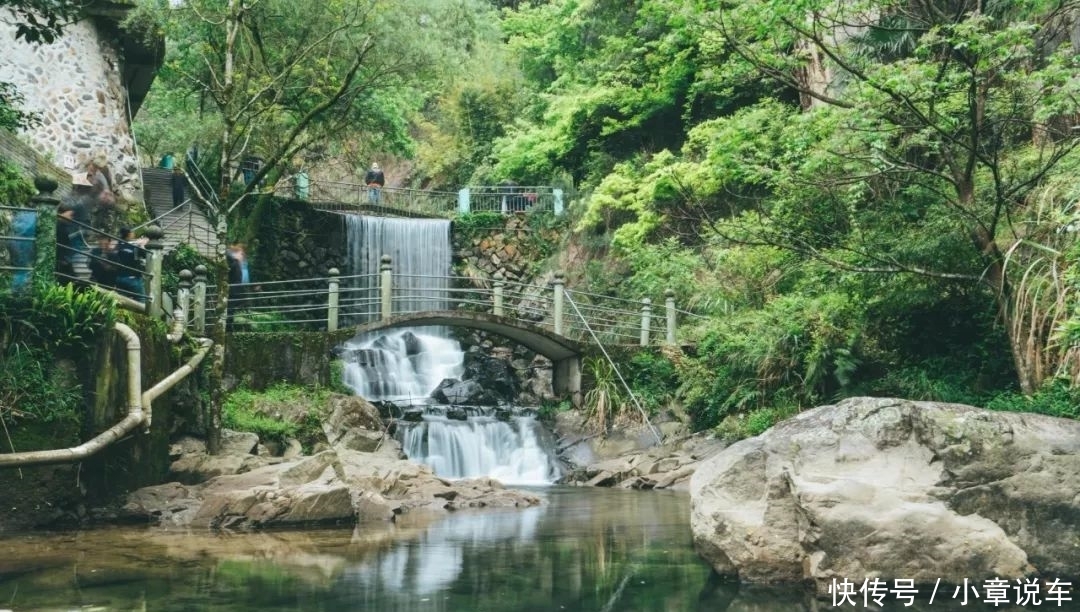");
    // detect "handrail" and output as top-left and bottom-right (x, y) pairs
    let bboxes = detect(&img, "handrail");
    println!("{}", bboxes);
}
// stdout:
(133, 199), (191, 231)
(184, 151), (220, 210)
